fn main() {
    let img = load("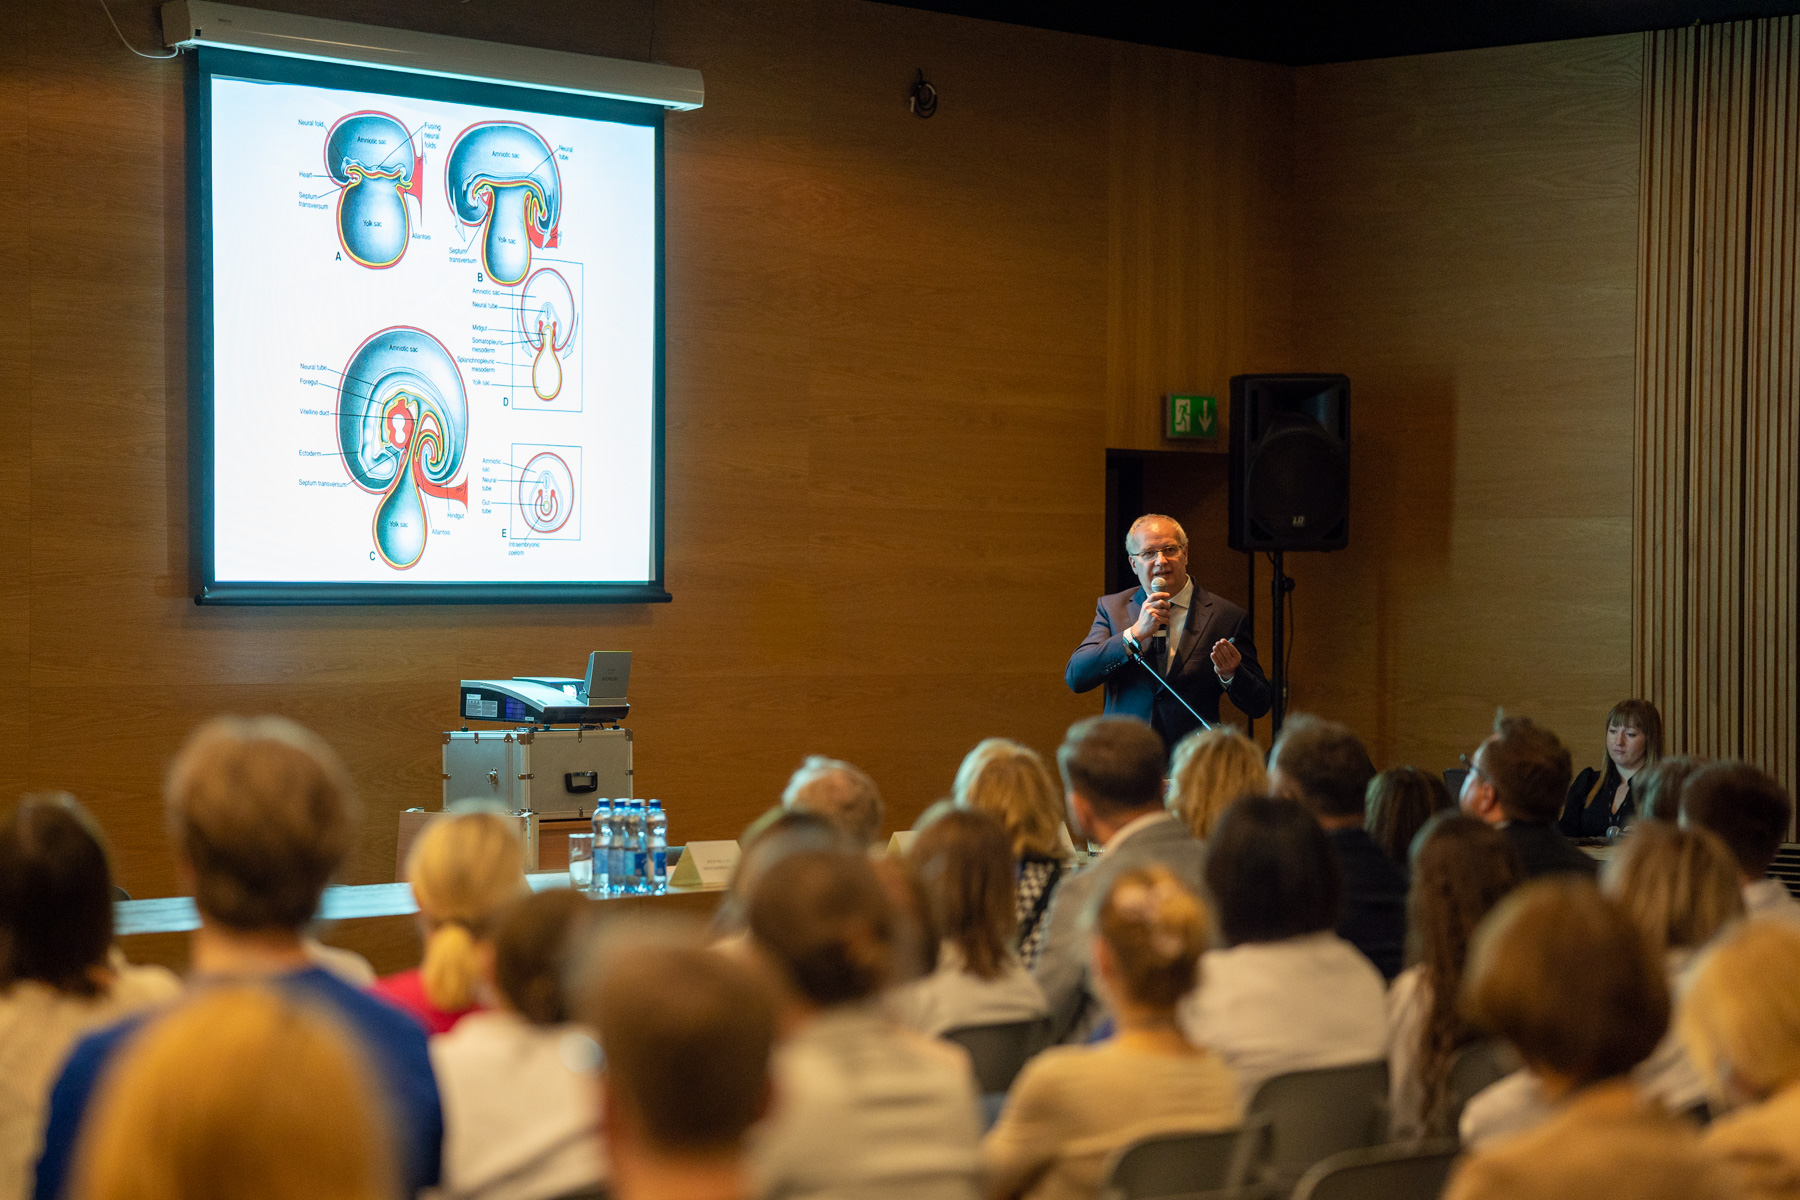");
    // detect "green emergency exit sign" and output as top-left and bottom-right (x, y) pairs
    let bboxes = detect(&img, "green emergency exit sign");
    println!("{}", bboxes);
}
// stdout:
(1165, 394), (1217, 439)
